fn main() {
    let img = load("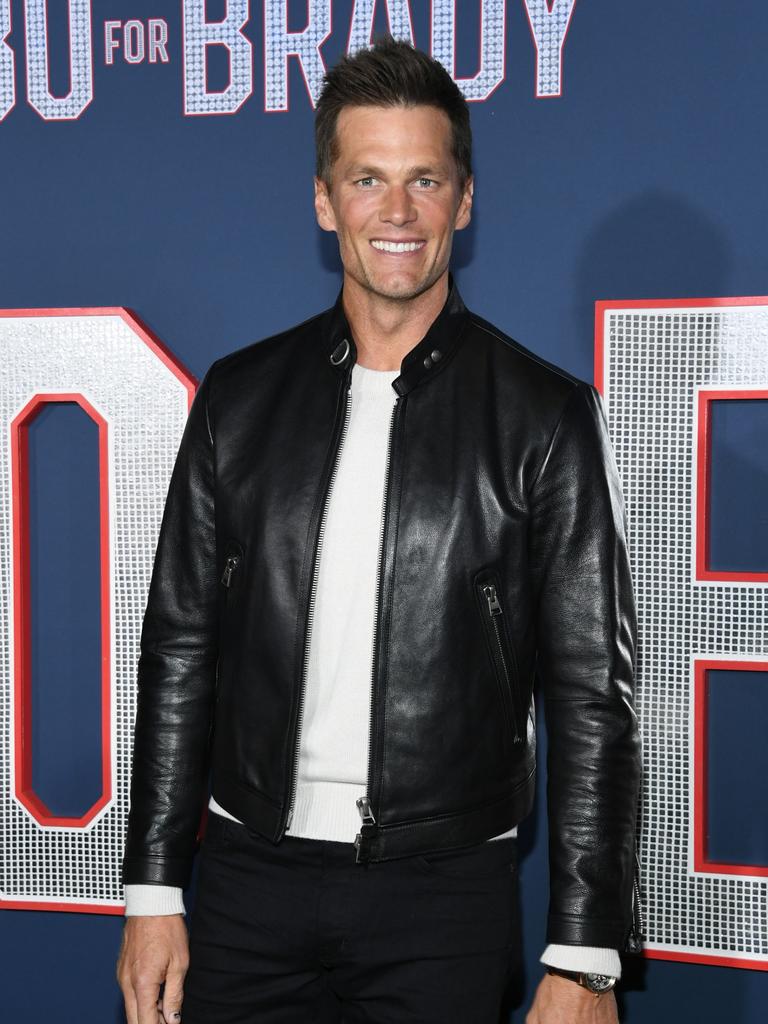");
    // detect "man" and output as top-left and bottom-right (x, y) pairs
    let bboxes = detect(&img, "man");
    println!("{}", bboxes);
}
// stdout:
(118, 38), (640, 1024)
